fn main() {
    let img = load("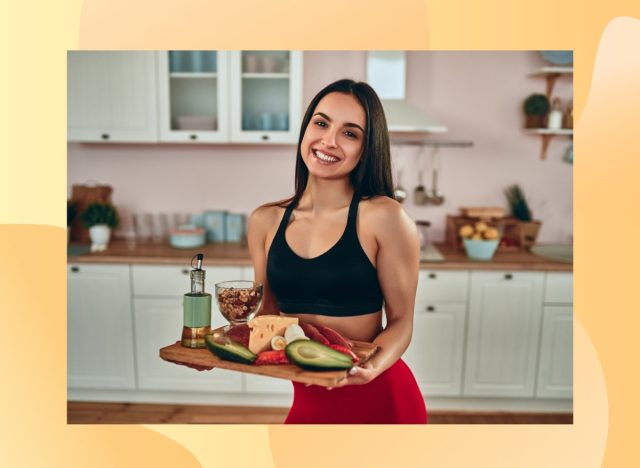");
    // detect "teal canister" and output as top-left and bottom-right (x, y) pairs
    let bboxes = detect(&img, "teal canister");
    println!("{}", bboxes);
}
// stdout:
(181, 253), (212, 348)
